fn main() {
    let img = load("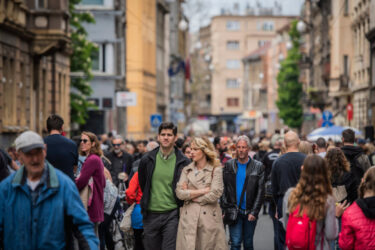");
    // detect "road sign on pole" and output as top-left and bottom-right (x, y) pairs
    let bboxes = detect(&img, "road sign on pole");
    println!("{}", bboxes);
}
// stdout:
(150, 114), (162, 128)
